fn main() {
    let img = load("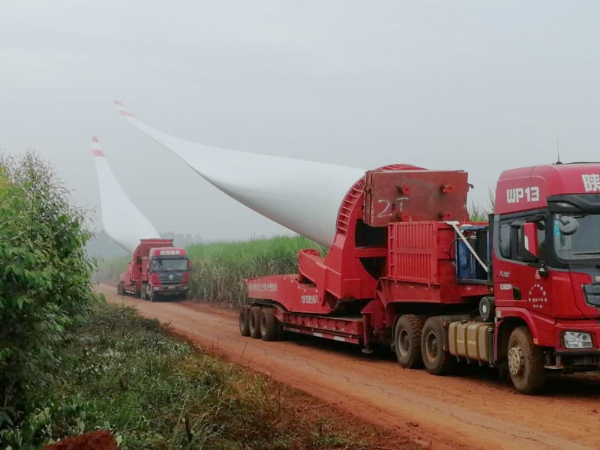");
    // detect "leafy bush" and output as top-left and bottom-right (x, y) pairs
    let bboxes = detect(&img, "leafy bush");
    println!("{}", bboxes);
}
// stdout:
(0, 153), (96, 433)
